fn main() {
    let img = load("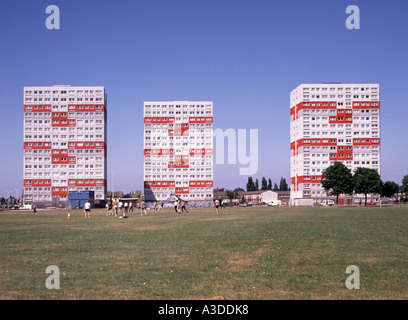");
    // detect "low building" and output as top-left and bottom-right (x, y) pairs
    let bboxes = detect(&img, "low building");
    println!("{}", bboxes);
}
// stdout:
(68, 191), (95, 209)
(213, 189), (290, 205)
